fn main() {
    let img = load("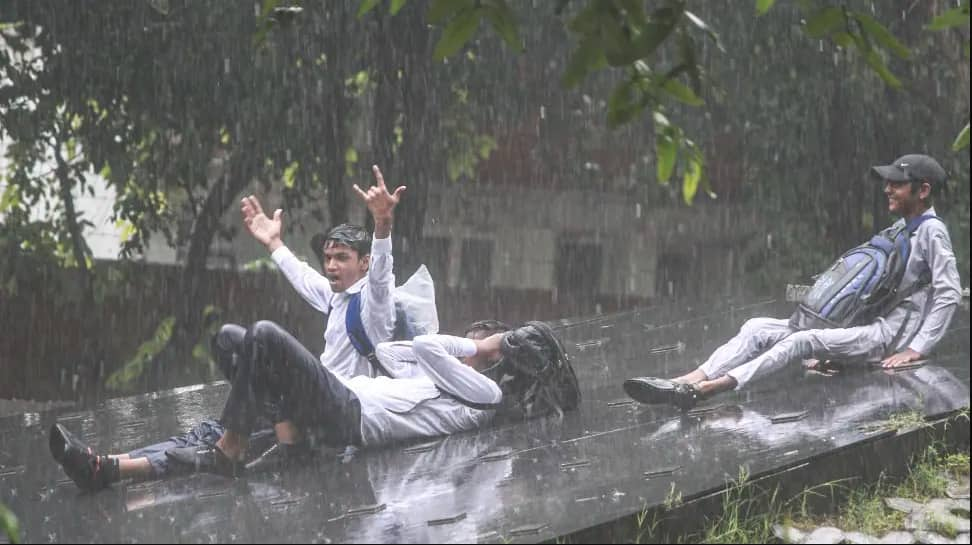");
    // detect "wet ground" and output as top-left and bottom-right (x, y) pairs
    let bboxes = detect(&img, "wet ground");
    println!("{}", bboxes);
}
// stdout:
(1, 300), (969, 543)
